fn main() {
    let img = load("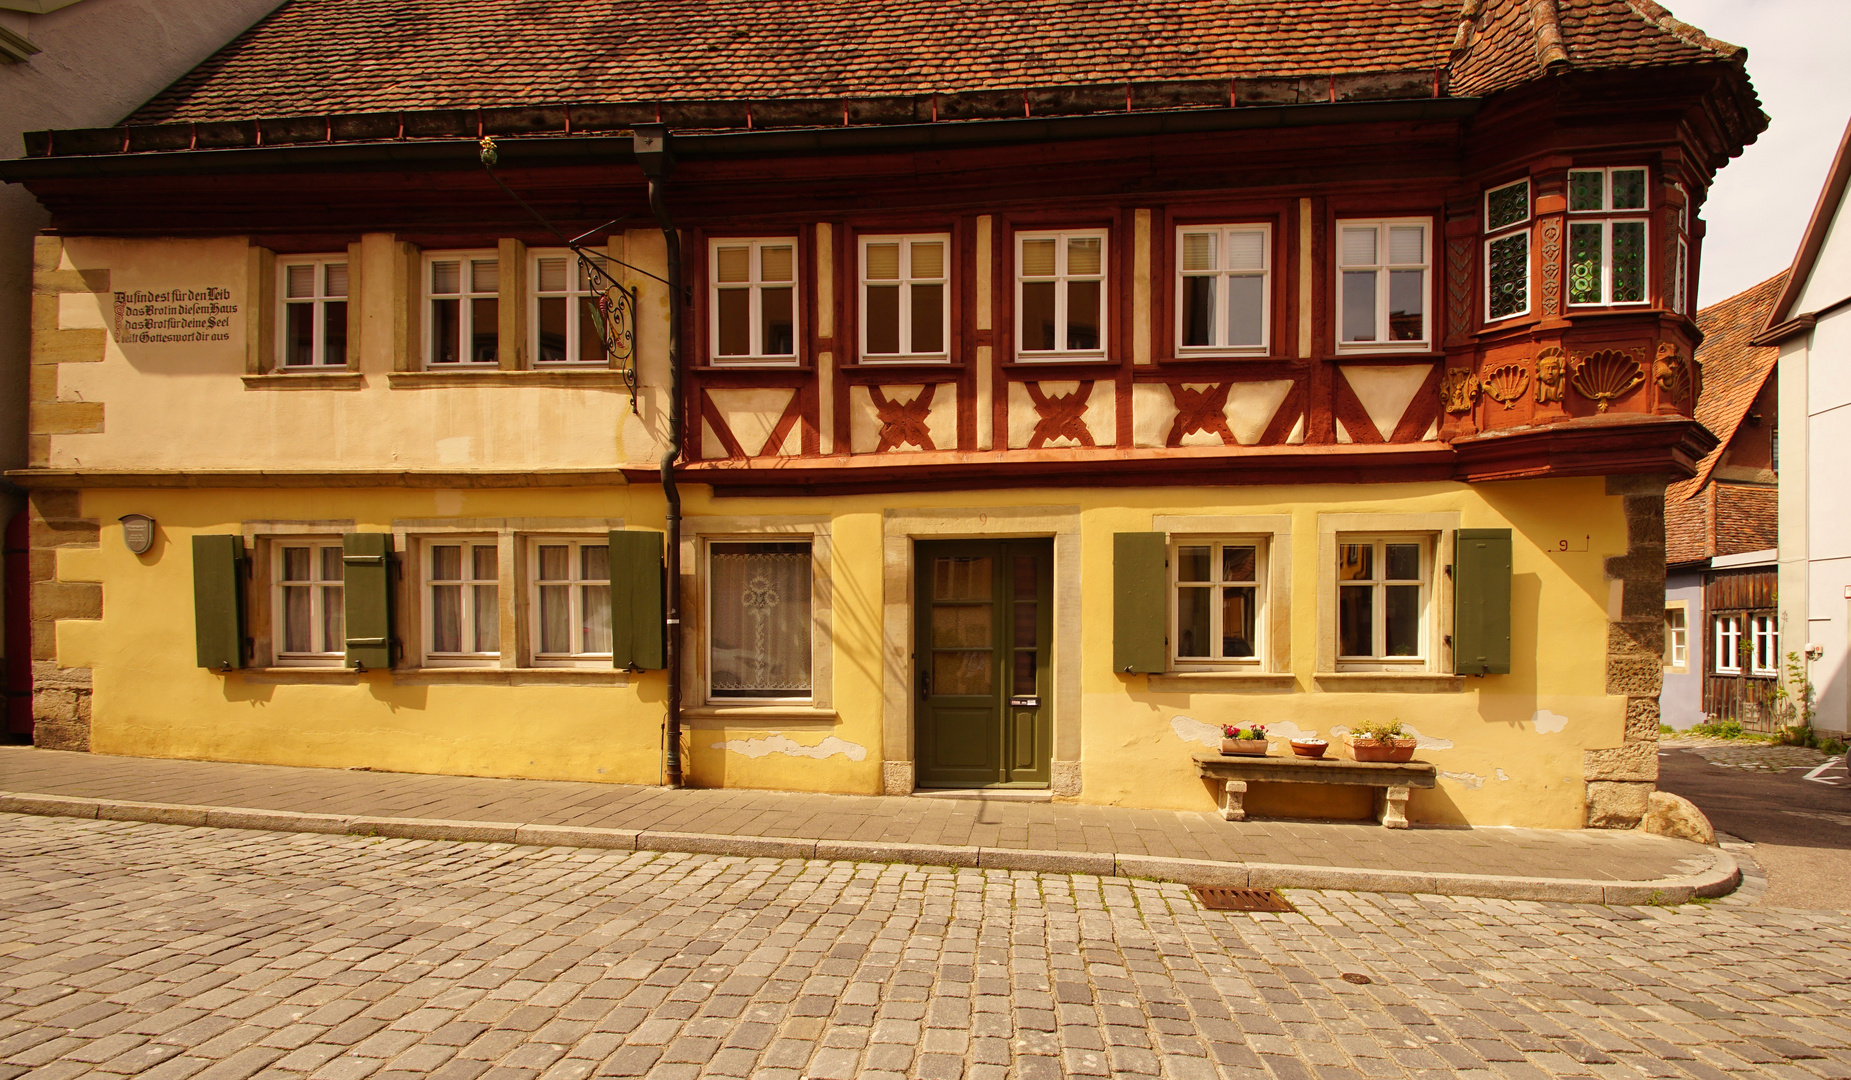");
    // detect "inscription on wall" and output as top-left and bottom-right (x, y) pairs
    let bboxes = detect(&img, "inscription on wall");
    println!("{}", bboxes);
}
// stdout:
(113, 287), (238, 344)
